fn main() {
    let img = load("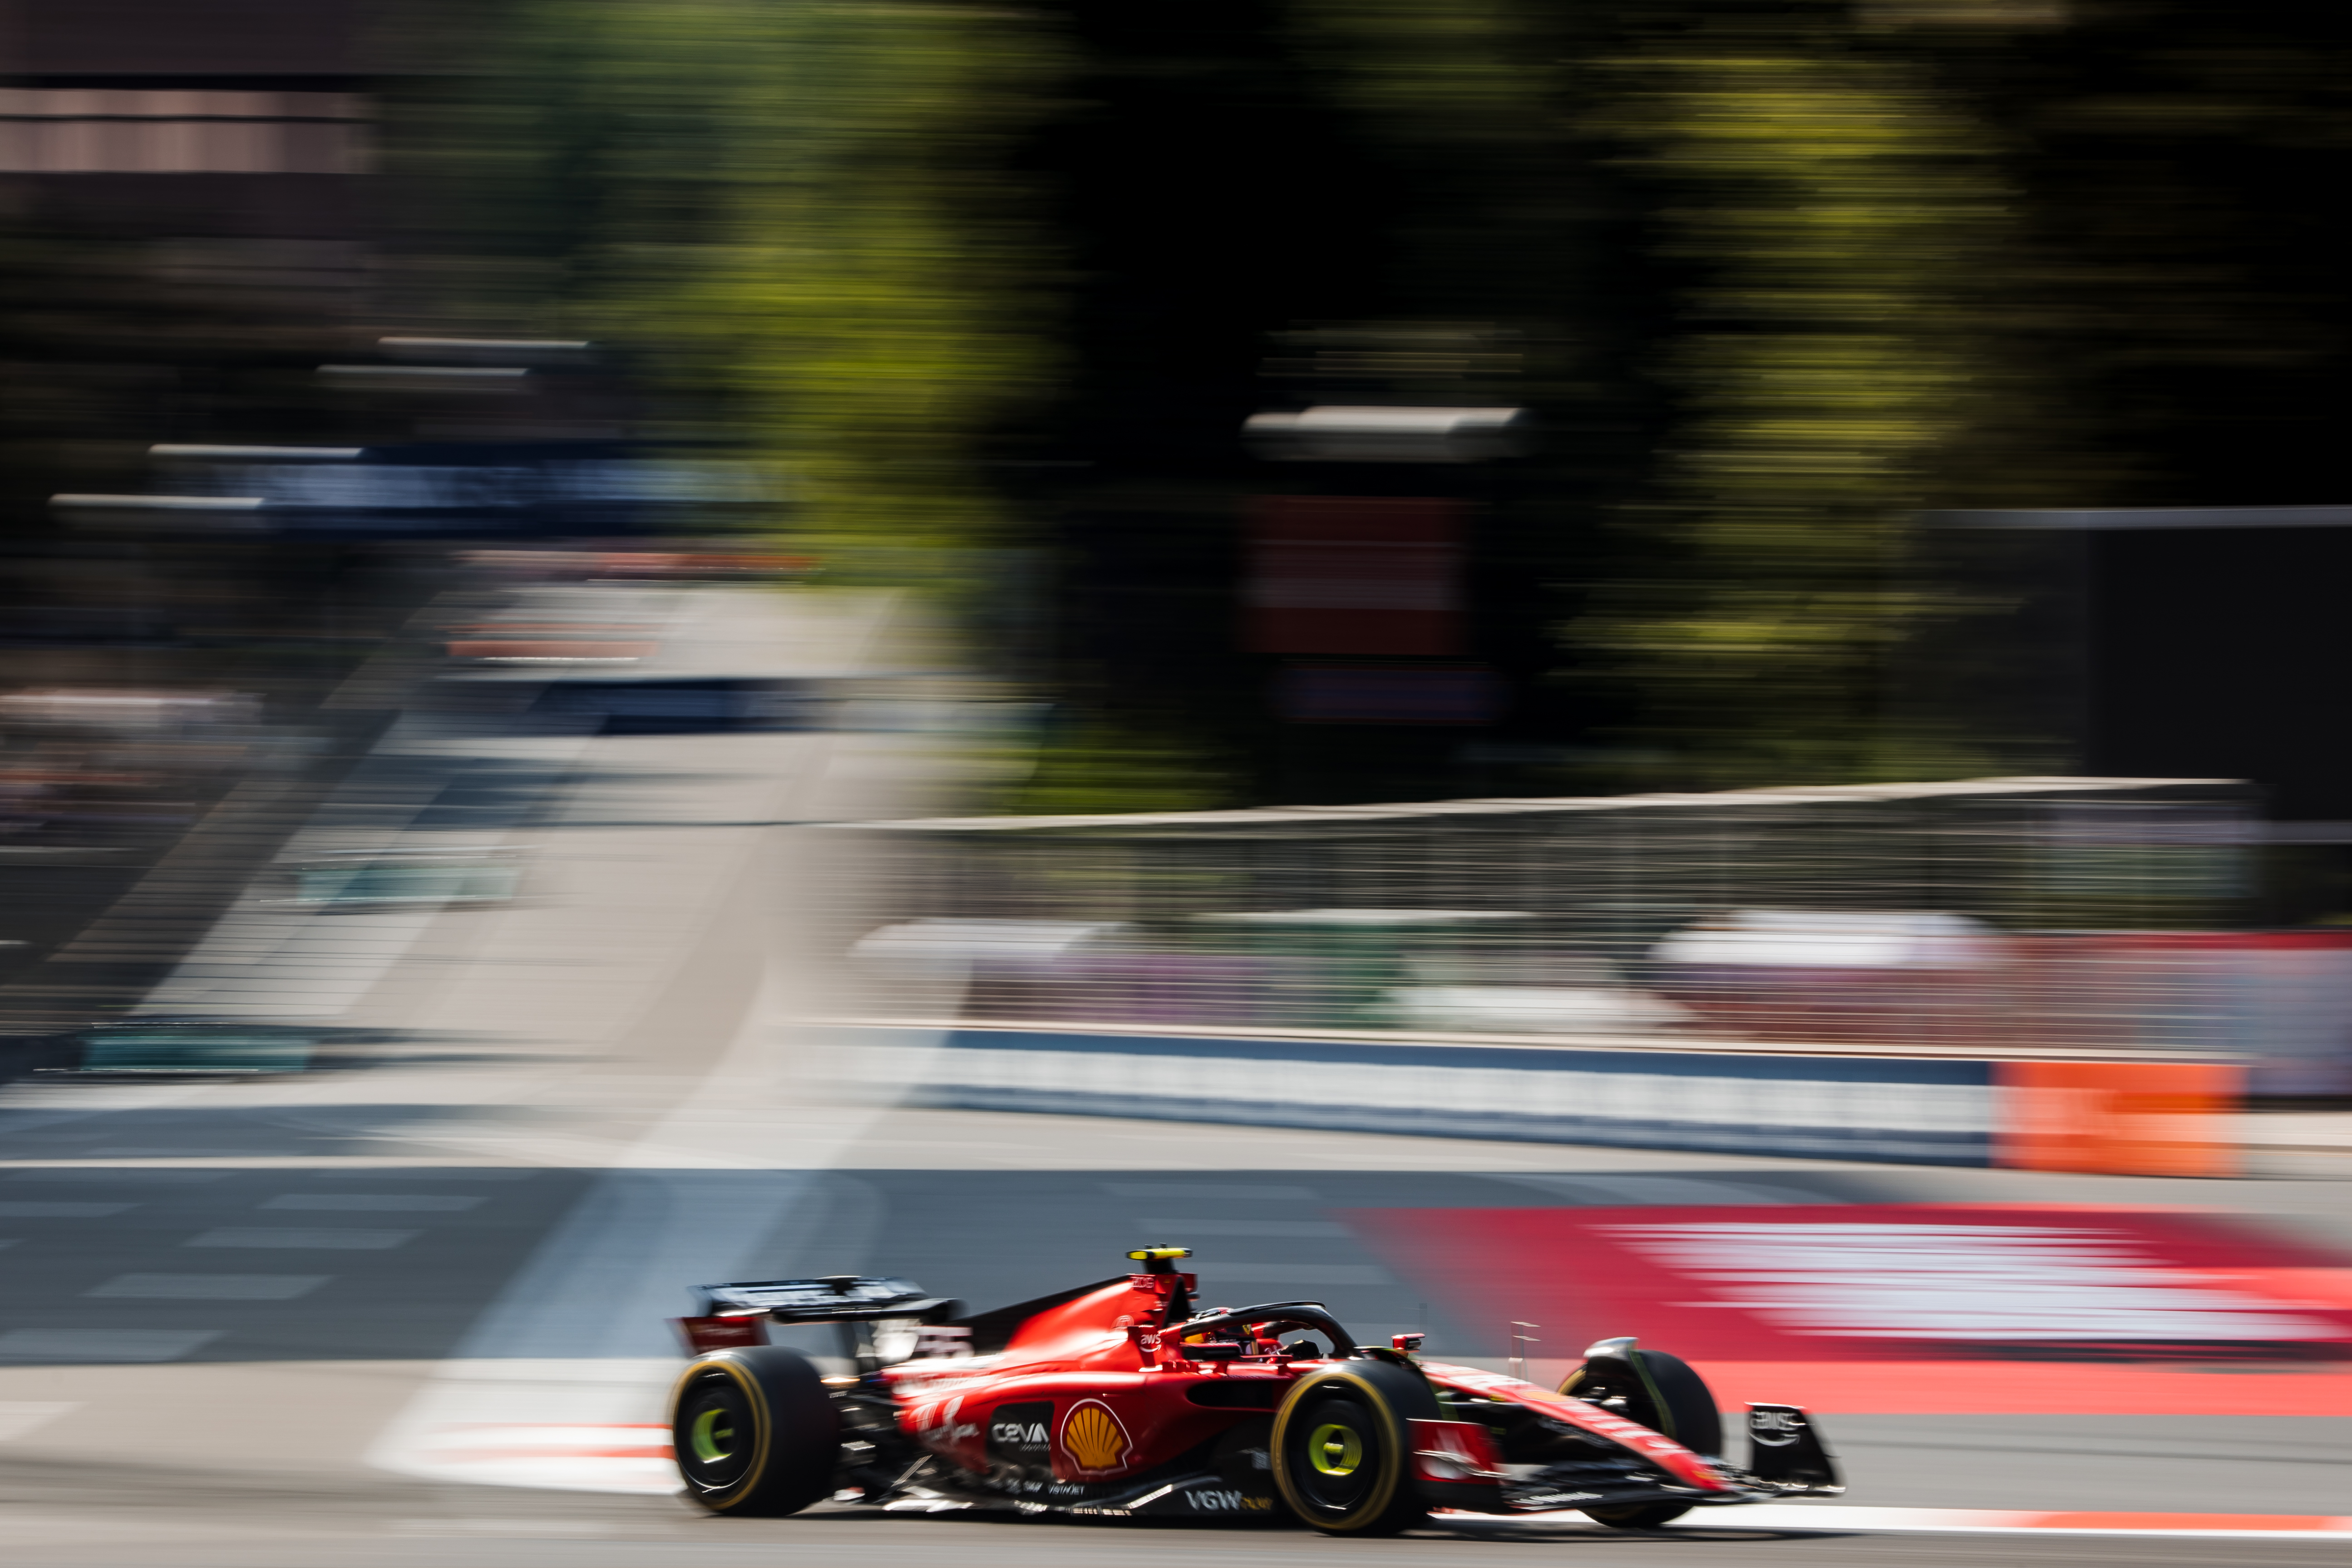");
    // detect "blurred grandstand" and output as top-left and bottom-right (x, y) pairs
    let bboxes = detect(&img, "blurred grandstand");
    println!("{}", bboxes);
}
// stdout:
(837, 778), (2352, 1096)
